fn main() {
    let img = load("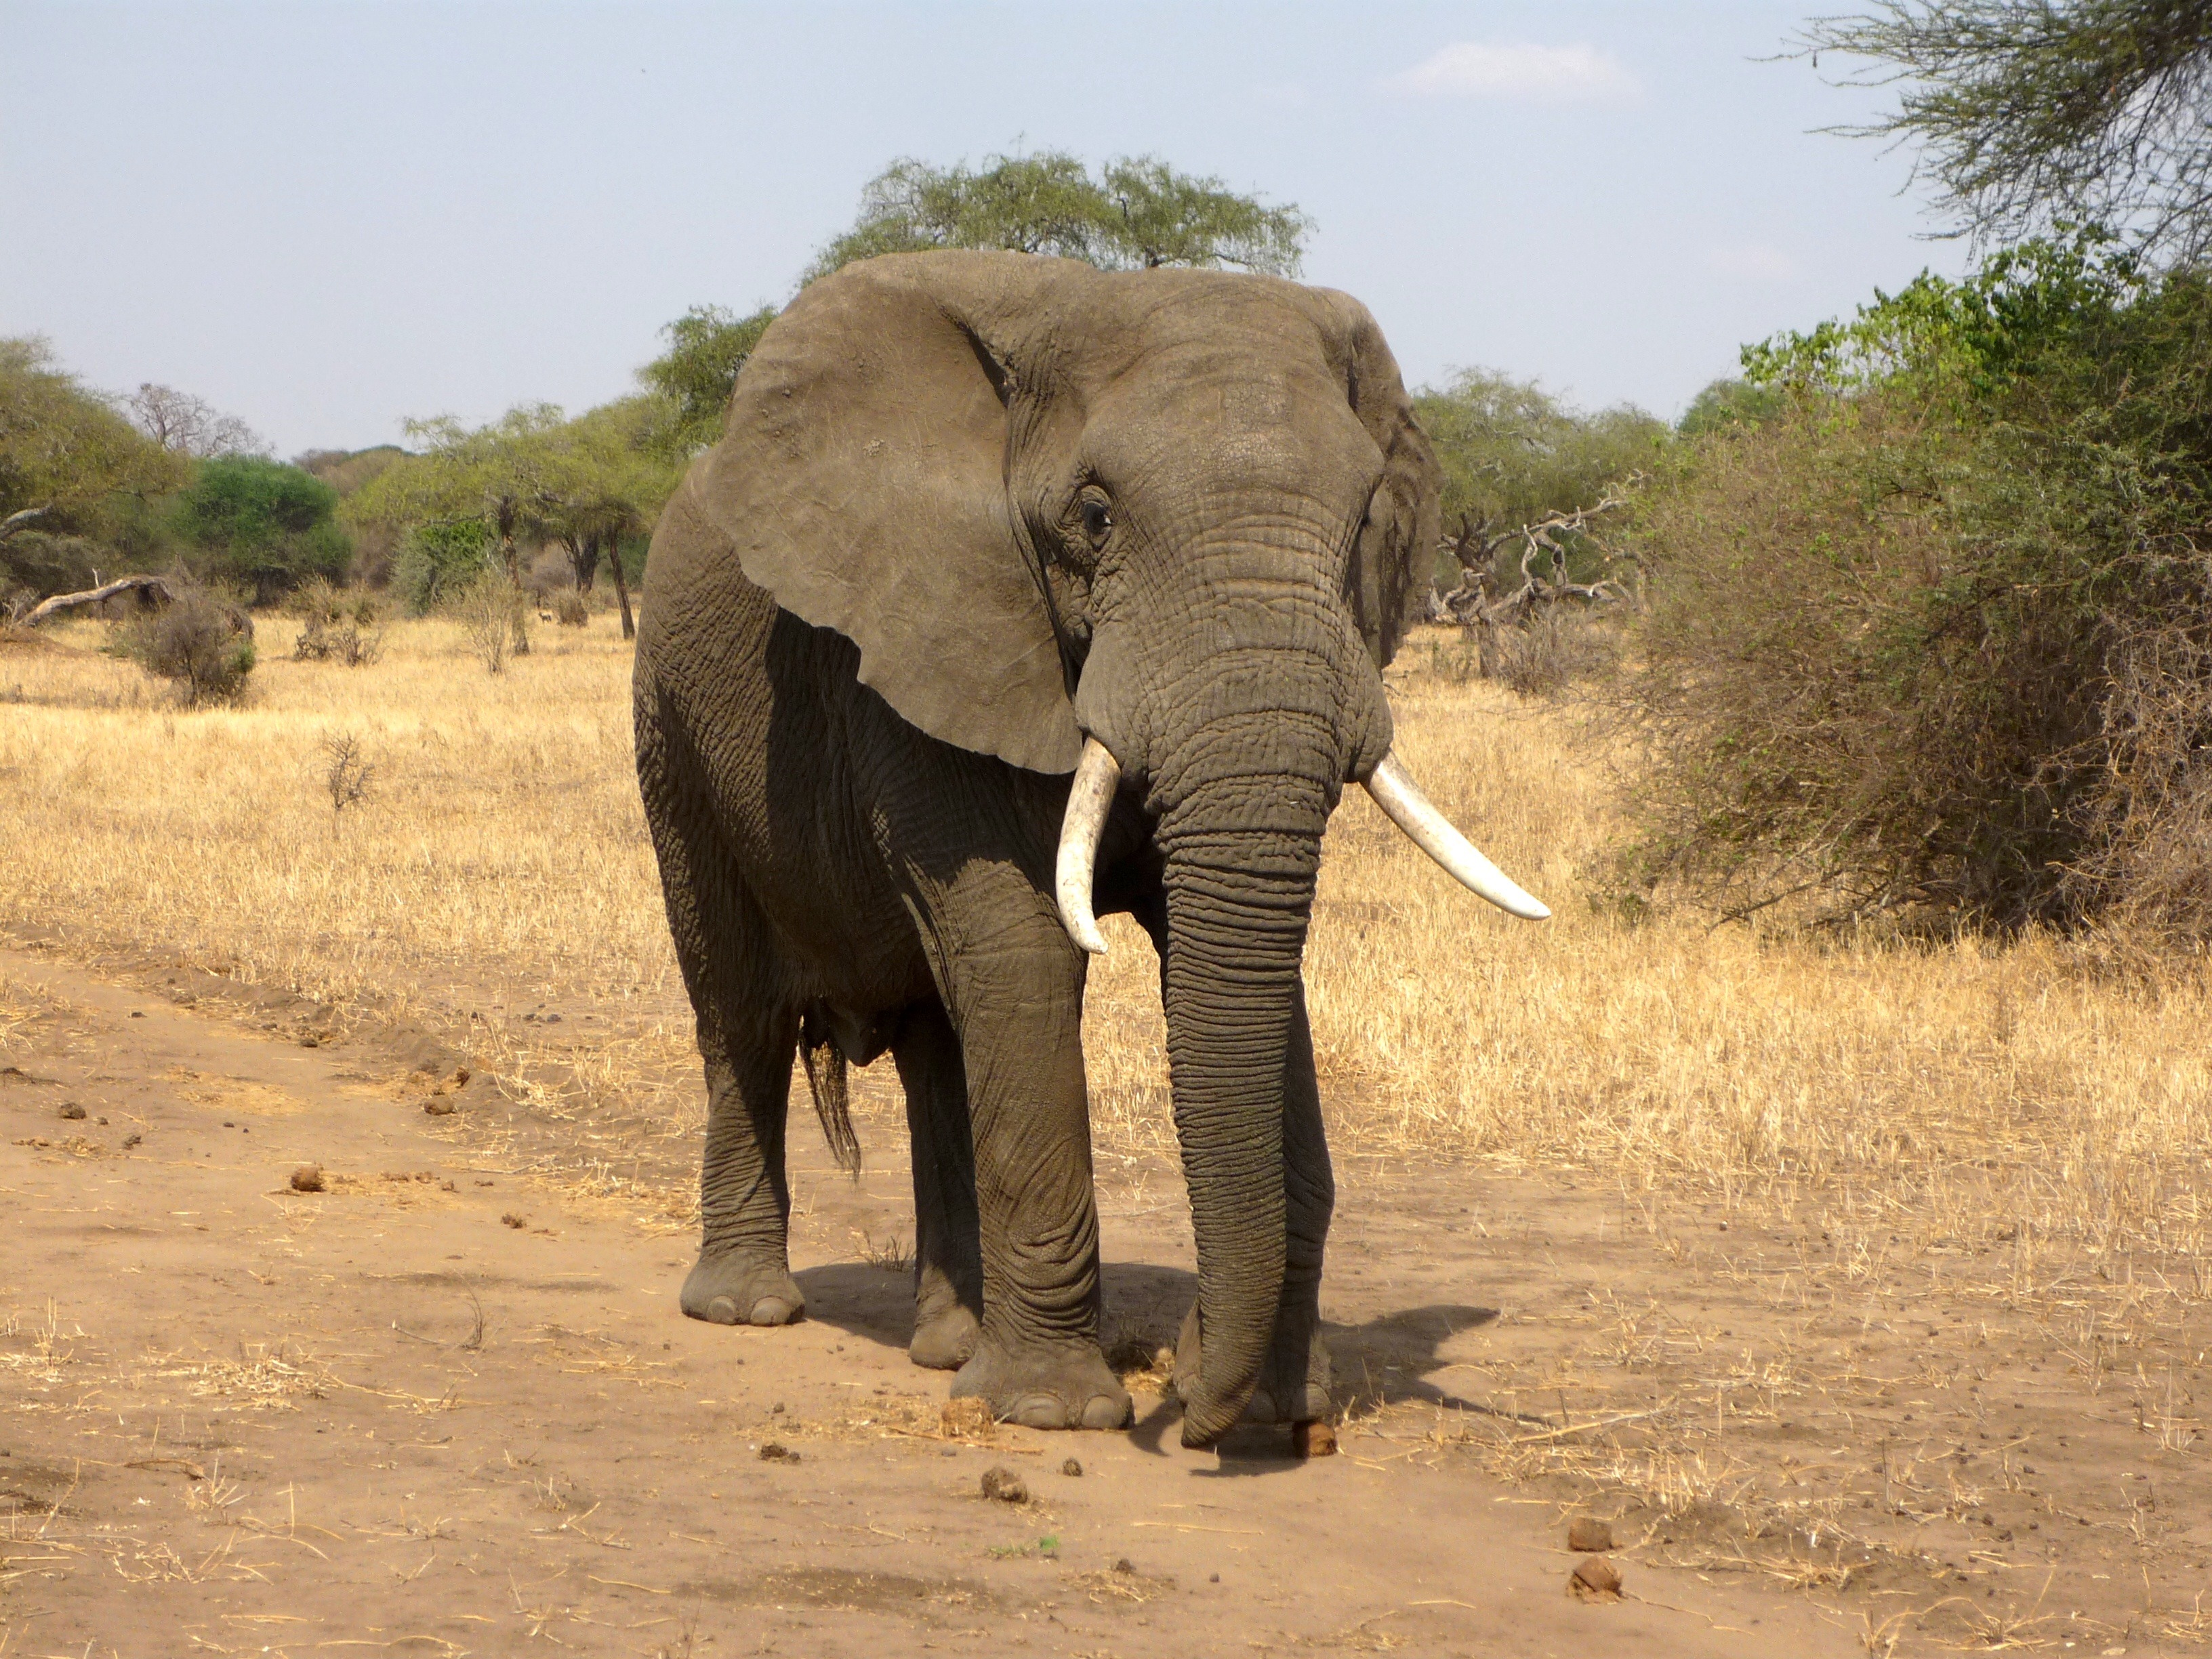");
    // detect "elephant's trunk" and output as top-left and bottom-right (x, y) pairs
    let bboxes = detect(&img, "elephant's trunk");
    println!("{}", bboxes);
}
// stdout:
(1151, 745), (1332, 1447)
